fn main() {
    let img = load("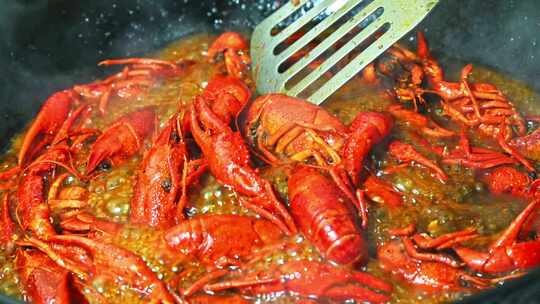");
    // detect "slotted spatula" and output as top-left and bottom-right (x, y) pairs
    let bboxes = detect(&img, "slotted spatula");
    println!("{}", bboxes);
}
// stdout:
(251, 0), (439, 105)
